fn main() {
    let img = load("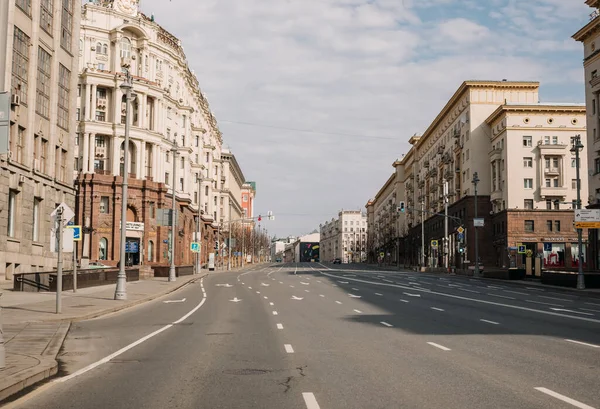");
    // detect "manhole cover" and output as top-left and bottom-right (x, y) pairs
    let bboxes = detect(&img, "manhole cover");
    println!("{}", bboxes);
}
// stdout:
(224, 369), (271, 376)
